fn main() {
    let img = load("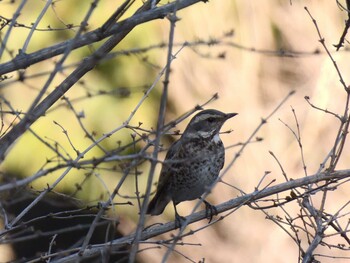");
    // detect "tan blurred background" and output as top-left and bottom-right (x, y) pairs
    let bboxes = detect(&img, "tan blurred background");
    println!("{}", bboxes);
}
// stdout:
(1, 0), (350, 262)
